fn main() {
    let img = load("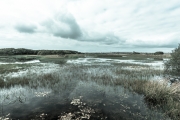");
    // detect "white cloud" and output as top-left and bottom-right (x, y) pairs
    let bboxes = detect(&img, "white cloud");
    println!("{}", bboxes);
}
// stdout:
(0, 0), (180, 52)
